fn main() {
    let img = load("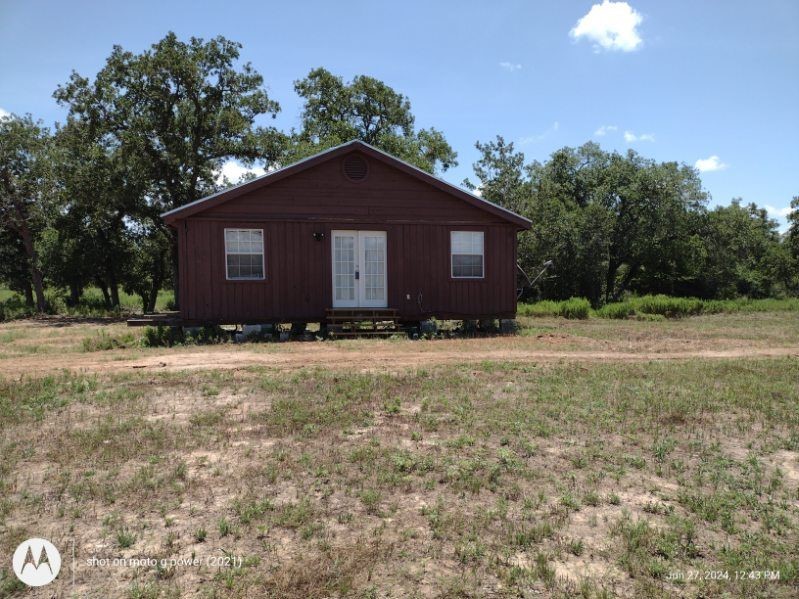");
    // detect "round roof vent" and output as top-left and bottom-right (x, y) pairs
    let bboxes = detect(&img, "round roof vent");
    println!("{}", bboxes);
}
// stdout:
(343, 154), (368, 182)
